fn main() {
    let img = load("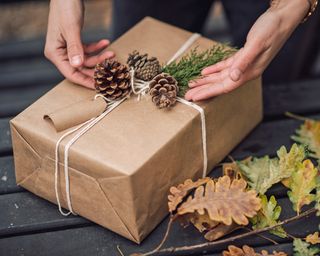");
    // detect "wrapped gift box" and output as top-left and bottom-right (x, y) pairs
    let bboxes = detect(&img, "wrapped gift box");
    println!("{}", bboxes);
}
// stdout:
(10, 17), (262, 243)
